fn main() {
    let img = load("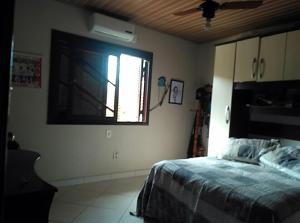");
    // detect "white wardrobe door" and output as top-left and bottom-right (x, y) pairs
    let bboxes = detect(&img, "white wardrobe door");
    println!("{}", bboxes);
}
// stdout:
(208, 43), (236, 157)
